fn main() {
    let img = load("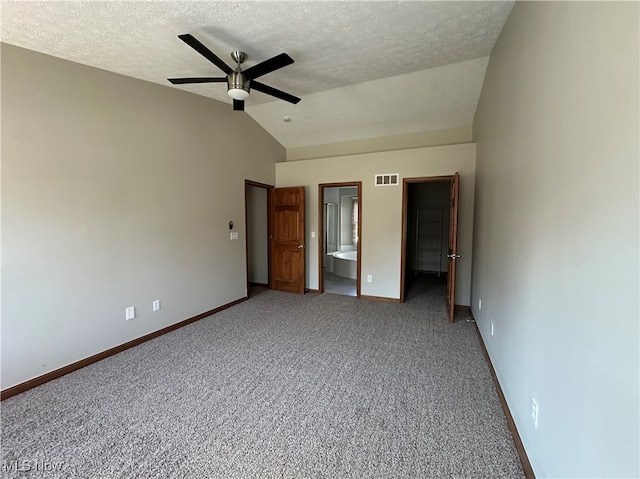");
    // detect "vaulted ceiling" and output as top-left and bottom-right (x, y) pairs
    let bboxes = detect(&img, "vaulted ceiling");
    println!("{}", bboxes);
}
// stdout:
(1, 1), (514, 149)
